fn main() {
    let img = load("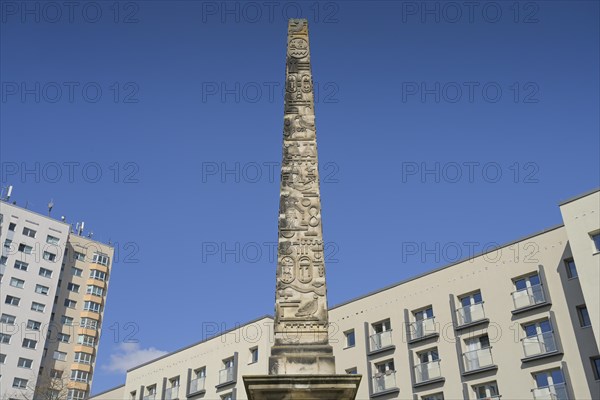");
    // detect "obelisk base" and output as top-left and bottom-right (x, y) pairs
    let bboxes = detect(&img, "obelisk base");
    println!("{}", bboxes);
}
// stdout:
(269, 344), (335, 375)
(243, 375), (361, 400)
